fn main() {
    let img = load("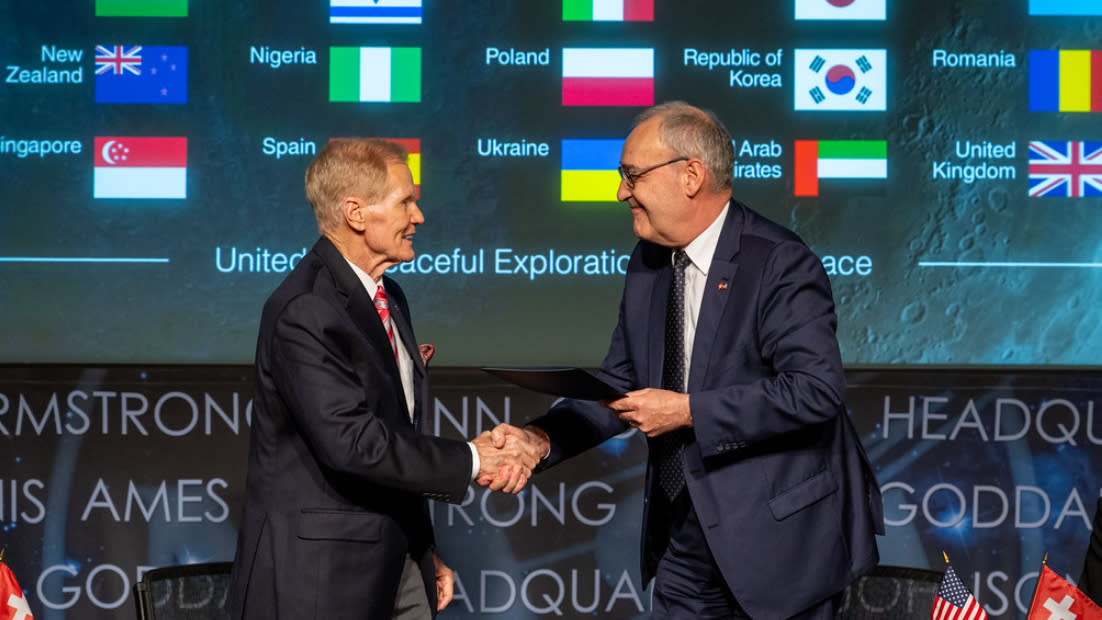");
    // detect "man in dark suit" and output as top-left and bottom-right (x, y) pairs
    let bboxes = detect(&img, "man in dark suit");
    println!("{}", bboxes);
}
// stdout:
(494, 102), (884, 619)
(227, 138), (538, 620)
(1080, 497), (1102, 606)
